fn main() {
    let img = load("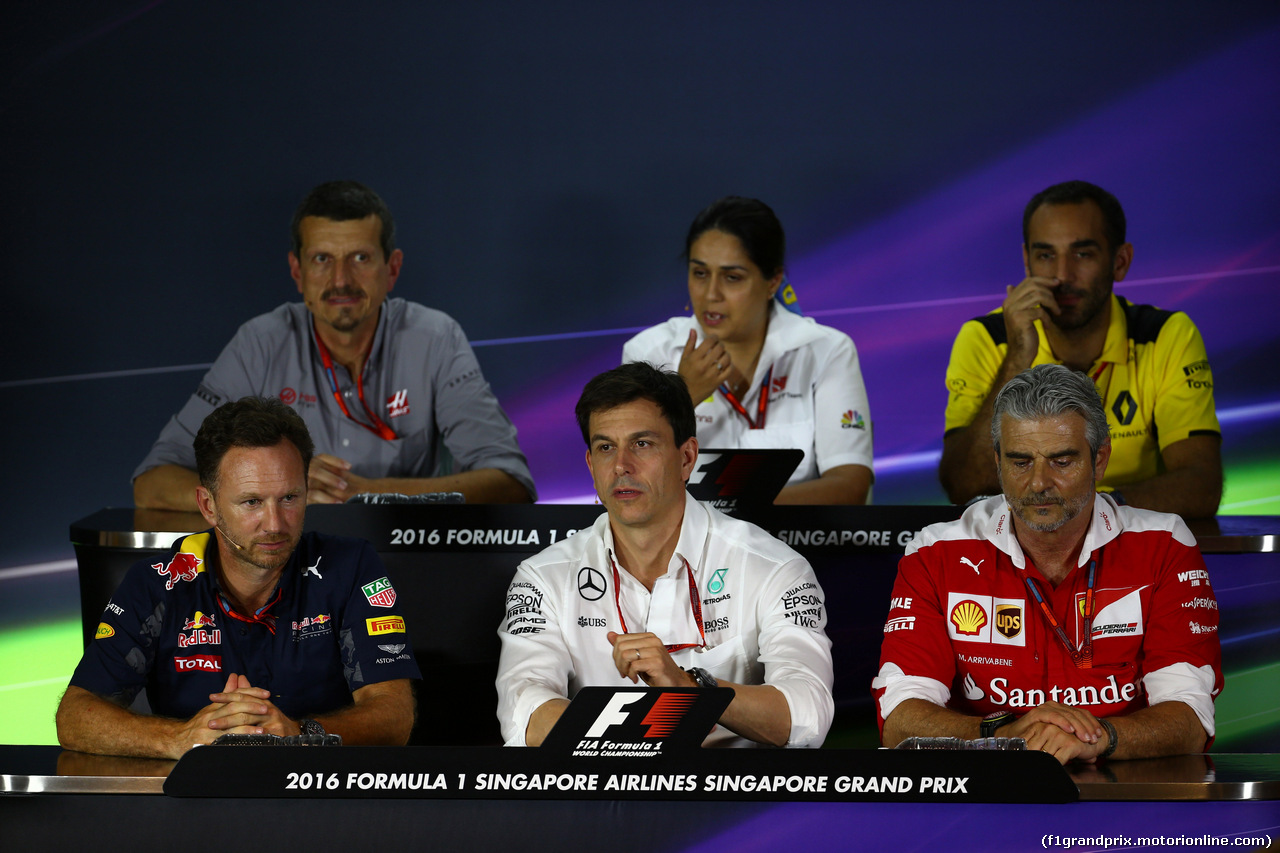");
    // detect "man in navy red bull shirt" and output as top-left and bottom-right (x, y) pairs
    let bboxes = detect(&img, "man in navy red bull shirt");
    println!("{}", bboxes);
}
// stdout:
(57, 397), (420, 759)
(874, 364), (1221, 763)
